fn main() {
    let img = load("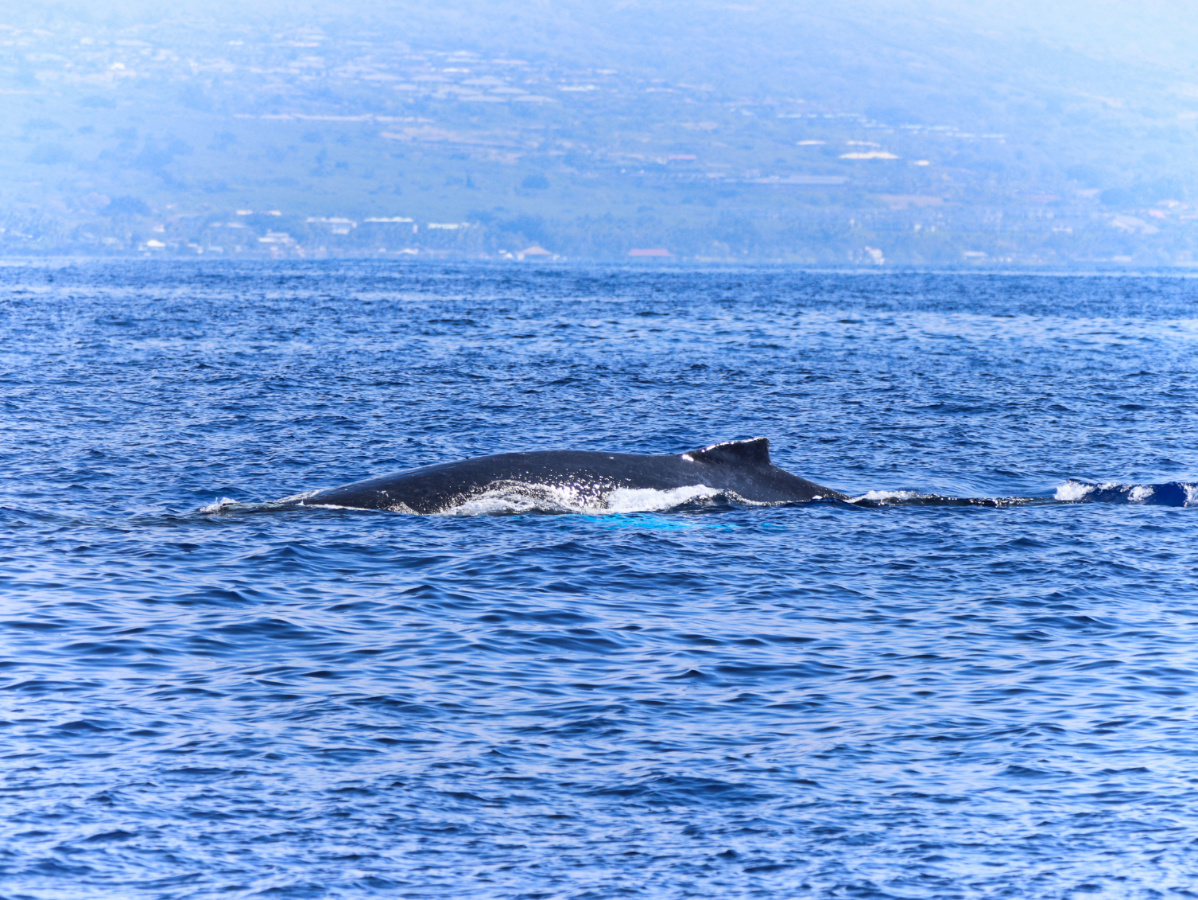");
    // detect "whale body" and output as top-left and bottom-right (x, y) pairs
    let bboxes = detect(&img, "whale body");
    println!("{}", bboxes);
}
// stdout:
(297, 437), (846, 514)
